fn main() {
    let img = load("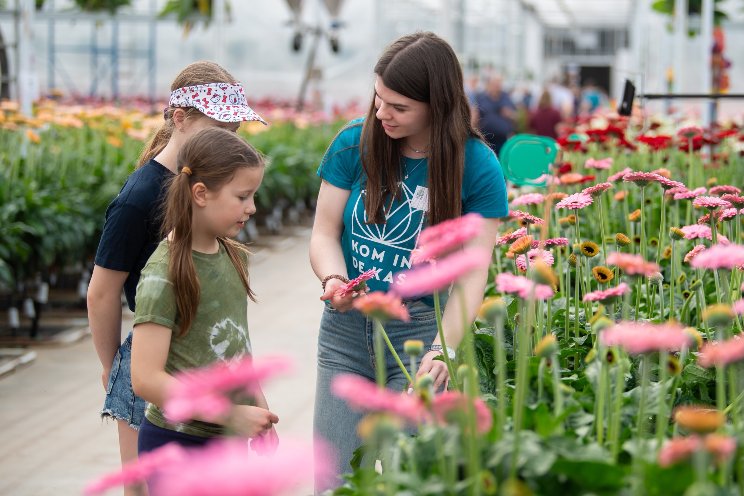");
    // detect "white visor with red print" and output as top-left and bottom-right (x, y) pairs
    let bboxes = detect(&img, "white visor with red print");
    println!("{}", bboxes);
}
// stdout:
(168, 82), (267, 125)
